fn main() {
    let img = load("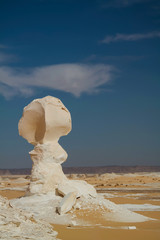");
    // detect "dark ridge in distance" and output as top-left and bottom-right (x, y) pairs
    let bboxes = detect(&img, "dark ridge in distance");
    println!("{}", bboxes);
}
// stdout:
(0, 166), (160, 175)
